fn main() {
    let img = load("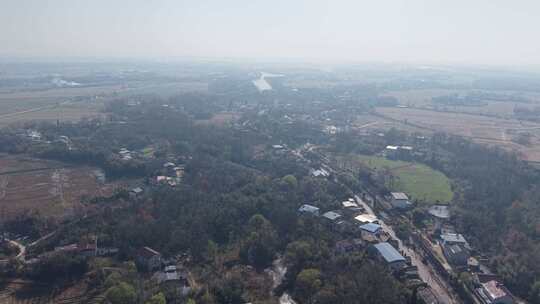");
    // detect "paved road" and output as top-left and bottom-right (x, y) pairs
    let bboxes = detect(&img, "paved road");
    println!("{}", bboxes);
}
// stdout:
(295, 145), (459, 303)
(354, 195), (459, 304)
